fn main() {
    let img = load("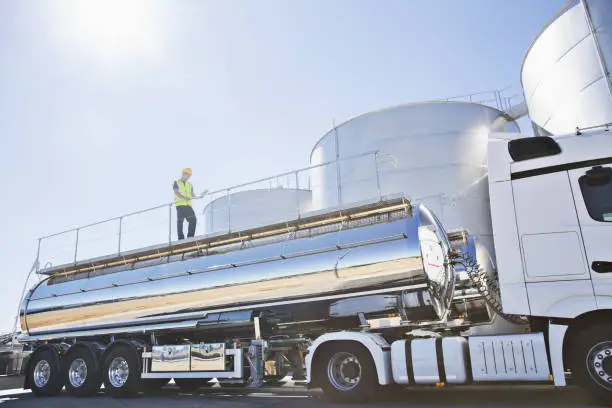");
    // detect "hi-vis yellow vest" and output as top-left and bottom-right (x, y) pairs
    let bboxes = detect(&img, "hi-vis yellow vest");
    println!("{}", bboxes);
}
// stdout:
(174, 179), (193, 207)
